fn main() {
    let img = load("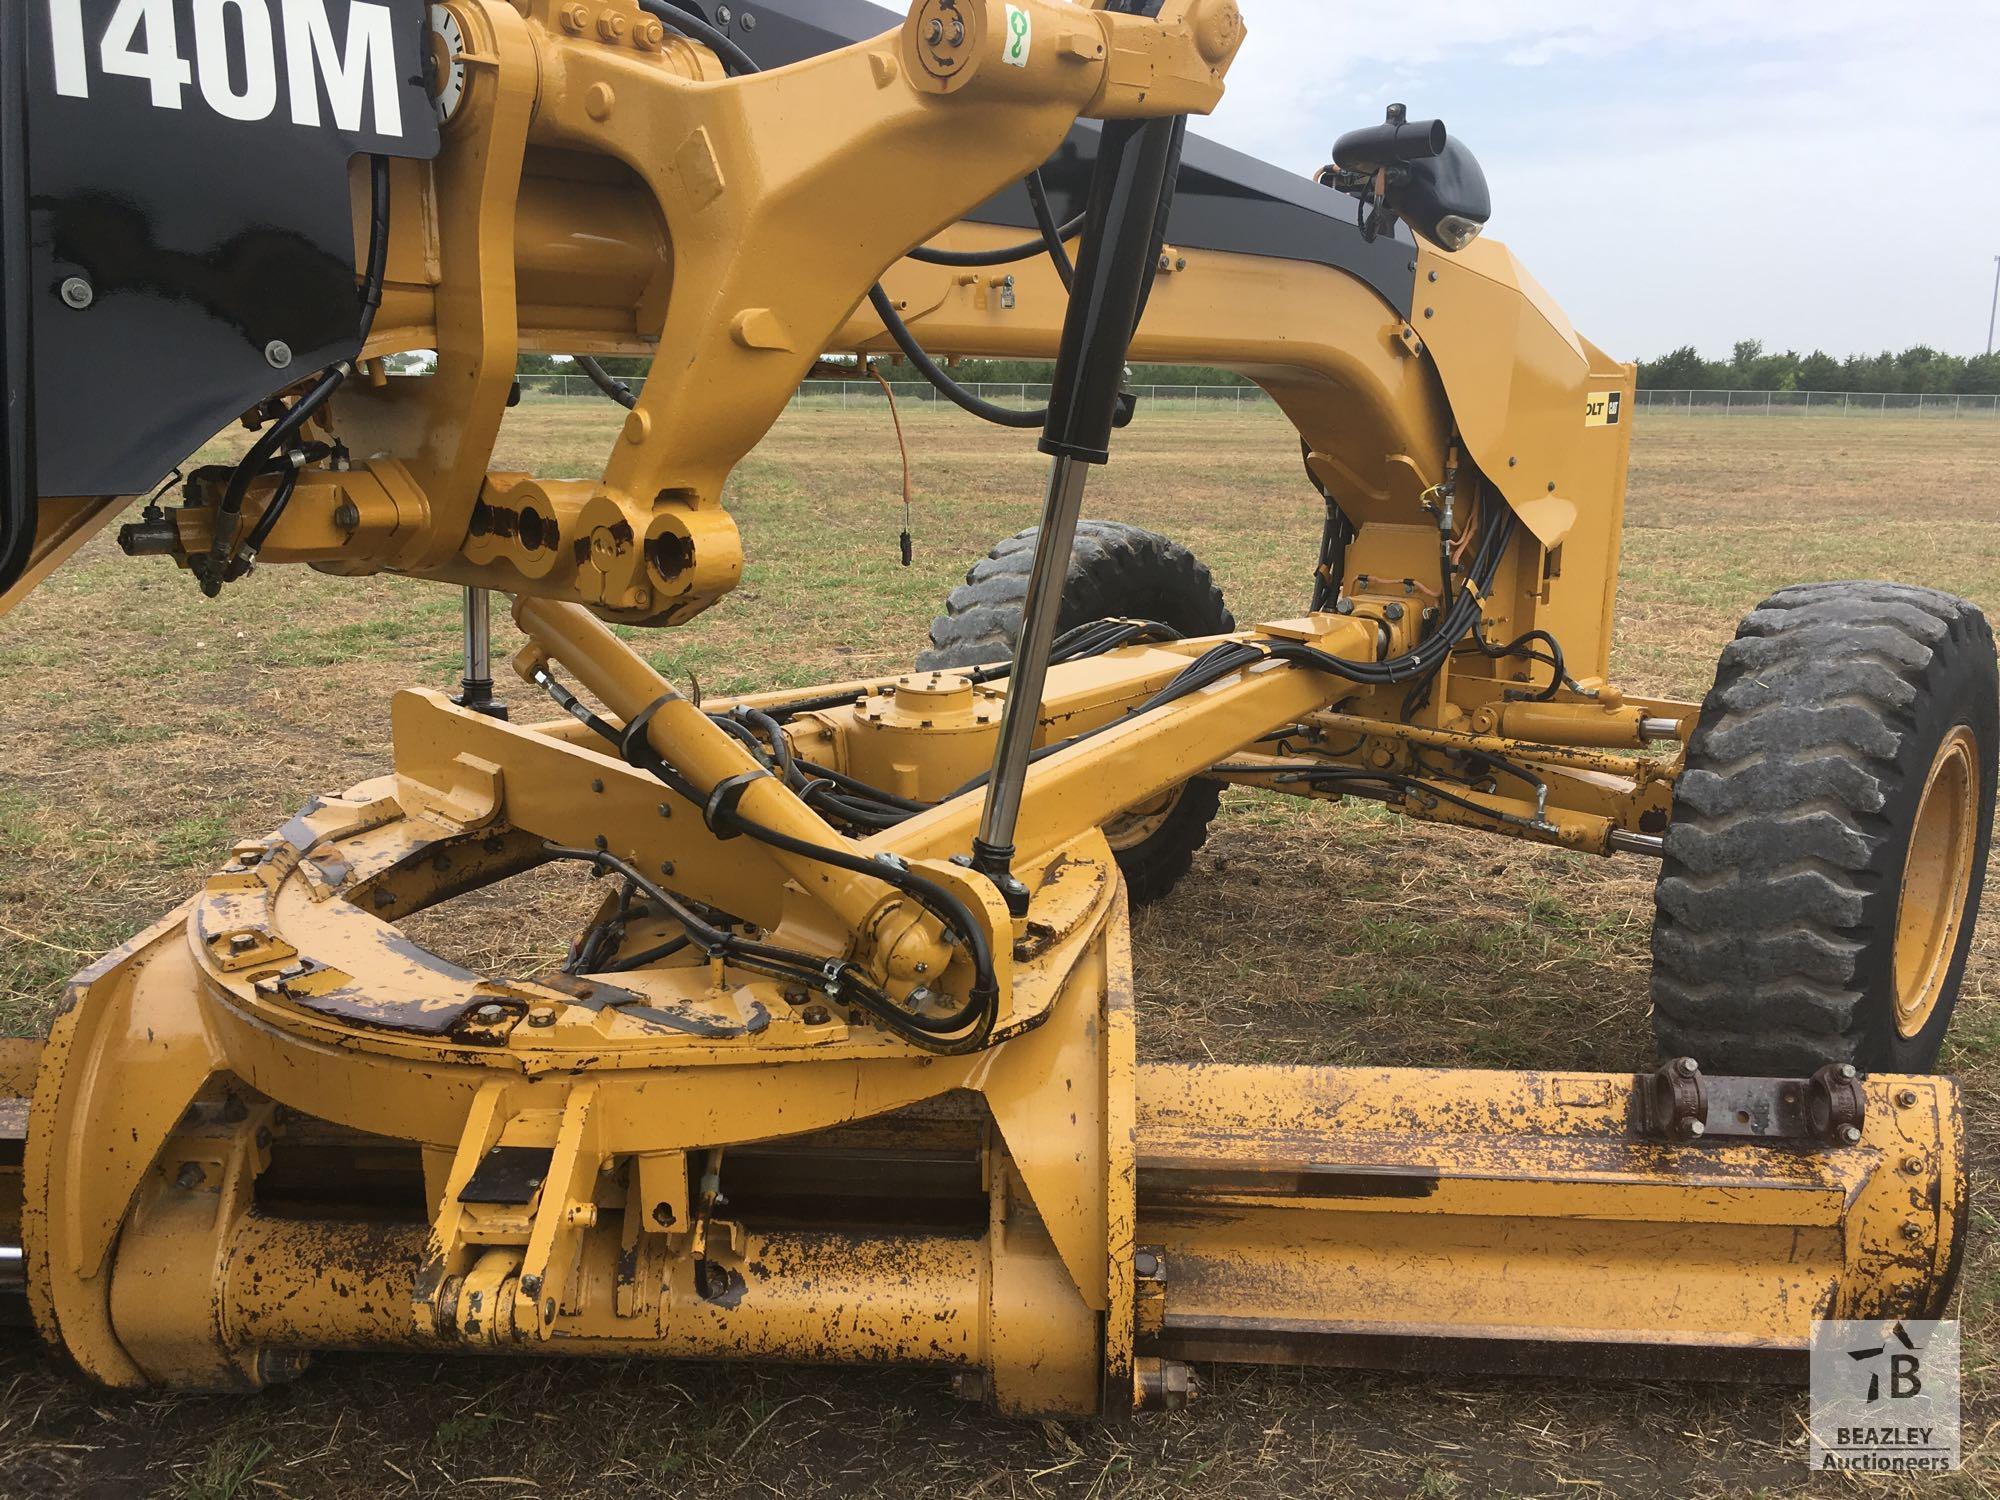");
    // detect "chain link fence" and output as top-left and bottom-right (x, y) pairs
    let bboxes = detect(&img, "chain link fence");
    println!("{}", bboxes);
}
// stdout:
(1634, 389), (2000, 417)
(505, 373), (2000, 418)
(512, 374), (1280, 411)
